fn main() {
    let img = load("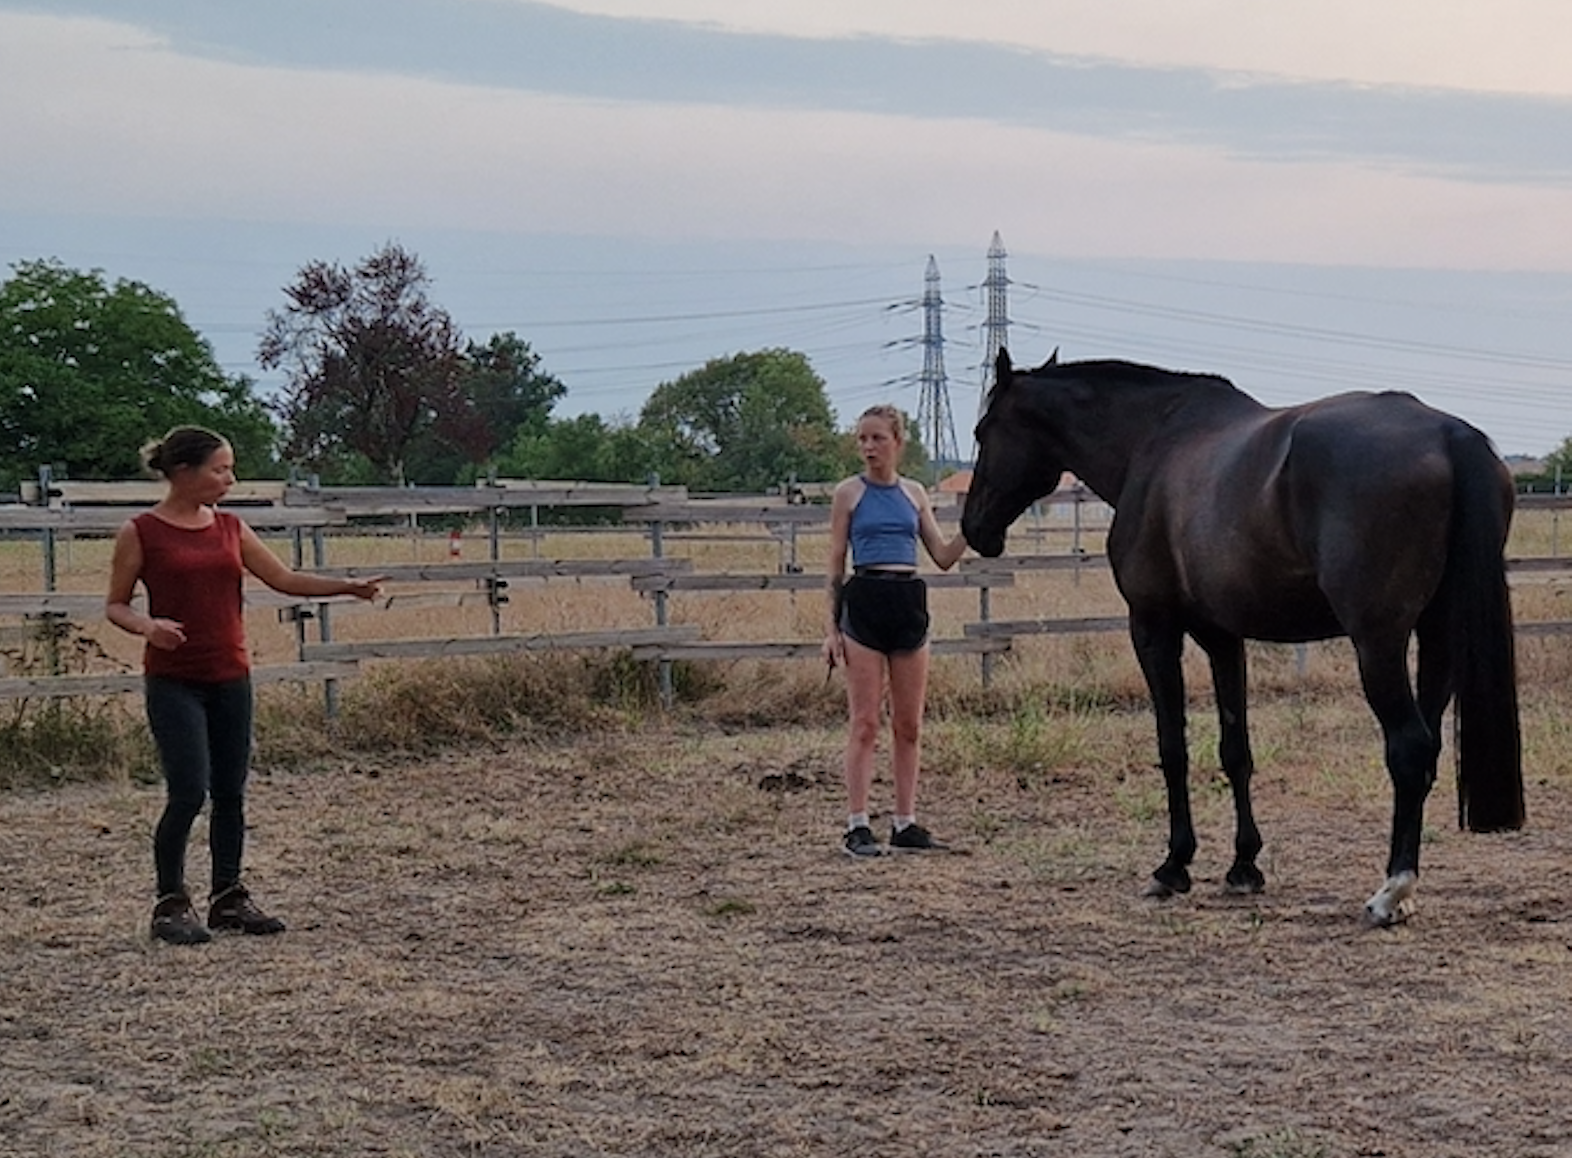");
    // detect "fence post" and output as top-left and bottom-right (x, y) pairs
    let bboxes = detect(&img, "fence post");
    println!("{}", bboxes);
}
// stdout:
(979, 581), (993, 689)
(783, 473), (803, 574)
(647, 475), (673, 708)
(288, 474), (336, 718)
(36, 465), (62, 678)
(311, 519), (339, 719)
(37, 465), (56, 589)
(488, 505), (507, 635)
(1554, 465), (1562, 558)
(1071, 485), (1086, 587)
